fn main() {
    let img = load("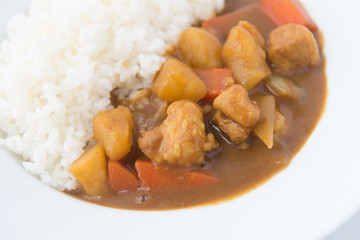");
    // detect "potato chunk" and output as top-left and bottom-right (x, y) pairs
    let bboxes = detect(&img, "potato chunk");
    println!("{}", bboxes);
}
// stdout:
(93, 106), (134, 161)
(68, 144), (108, 197)
(237, 21), (266, 50)
(213, 84), (260, 128)
(139, 100), (218, 167)
(223, 26), (271, 90)
(153, 59), (207, 103)
(178, 27), (223, 68)
(267, 24), (320, 72)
